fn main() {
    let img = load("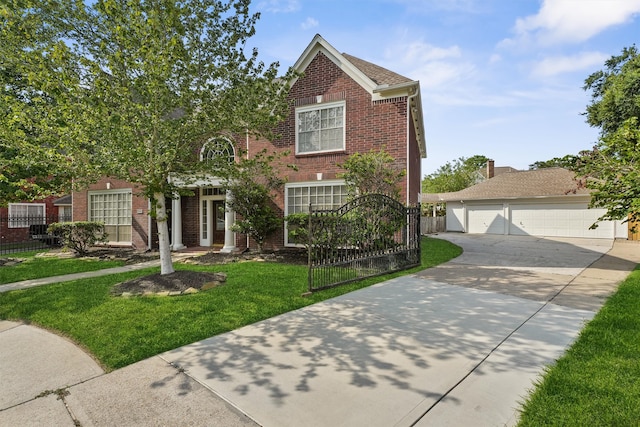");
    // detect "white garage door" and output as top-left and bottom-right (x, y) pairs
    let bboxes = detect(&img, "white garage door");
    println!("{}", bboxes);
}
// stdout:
(468, 205), (505, 234)
(510, 203), (613, 238)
